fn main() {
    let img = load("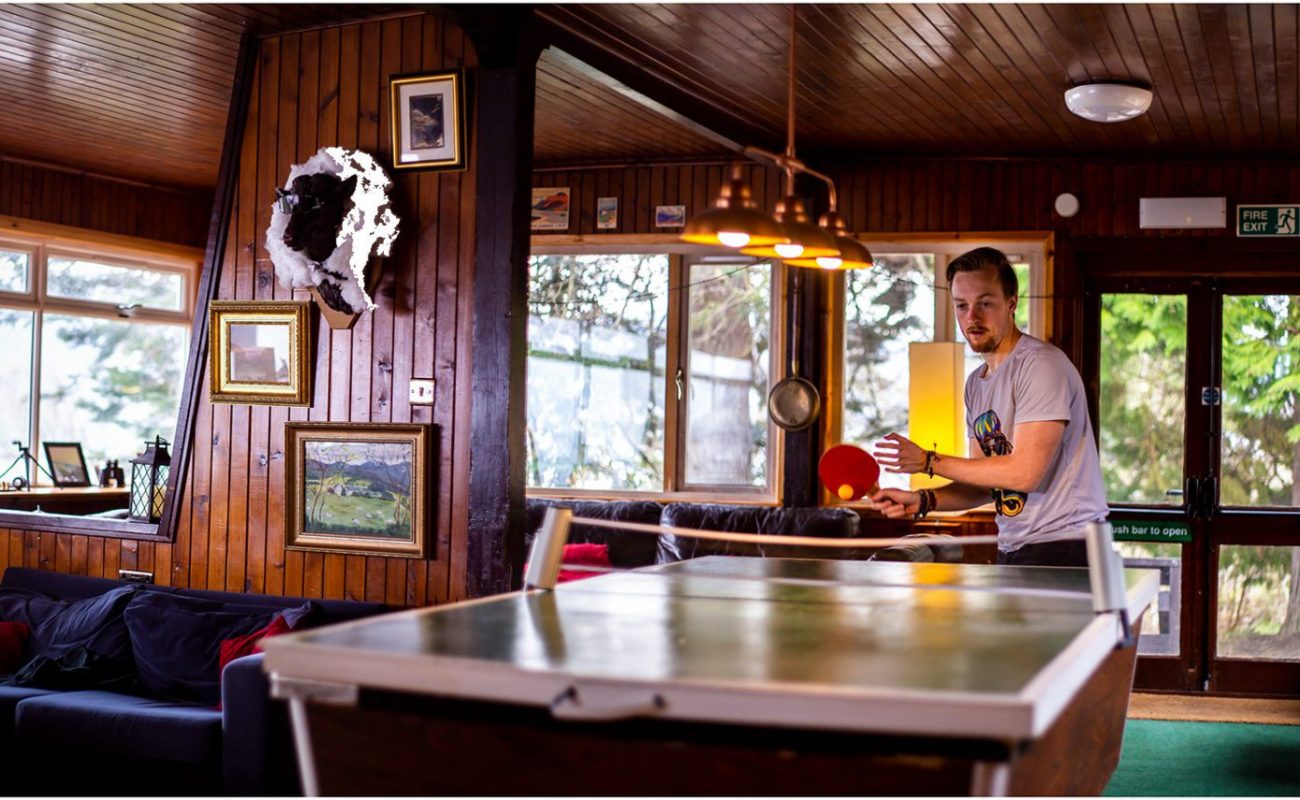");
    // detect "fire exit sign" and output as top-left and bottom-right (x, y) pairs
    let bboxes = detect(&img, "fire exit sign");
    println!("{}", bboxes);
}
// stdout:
(1237, 205), (1299, 236)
